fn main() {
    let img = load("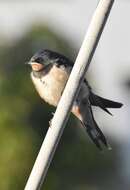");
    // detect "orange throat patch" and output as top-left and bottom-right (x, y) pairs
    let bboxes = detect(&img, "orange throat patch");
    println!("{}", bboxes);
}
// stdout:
(31, 62), (44, 71)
